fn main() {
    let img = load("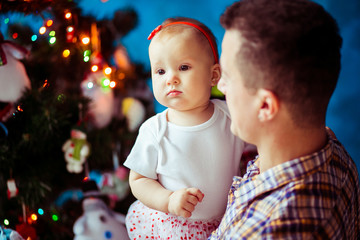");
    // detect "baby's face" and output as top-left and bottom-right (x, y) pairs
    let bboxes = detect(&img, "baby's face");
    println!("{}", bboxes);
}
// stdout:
(149, 29), (216, 112)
